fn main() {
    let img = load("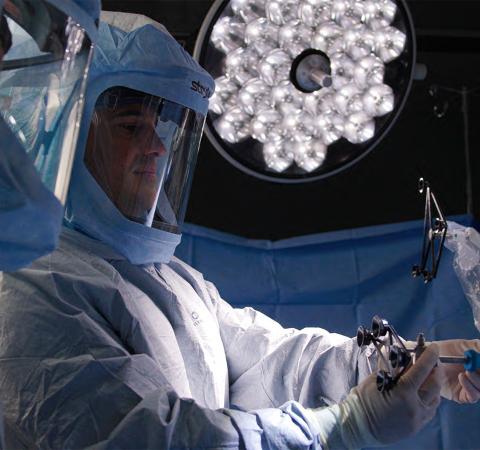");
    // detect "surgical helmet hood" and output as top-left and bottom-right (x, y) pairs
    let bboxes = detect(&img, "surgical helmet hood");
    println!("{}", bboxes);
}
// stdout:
(92, 11), (214, 115)
(0, 0), (101, 57)
(0, 0), (100, 270)
(0, 117), (63, 271)
(0, 0), (99, 205)
(65, 13), (215, 265)
(45, 0), (100, 41)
